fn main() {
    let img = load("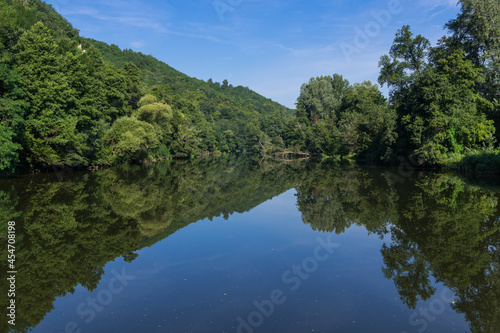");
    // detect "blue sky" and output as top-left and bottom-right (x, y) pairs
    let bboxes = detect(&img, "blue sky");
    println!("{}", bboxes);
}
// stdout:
(44, 0), (460, 108)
